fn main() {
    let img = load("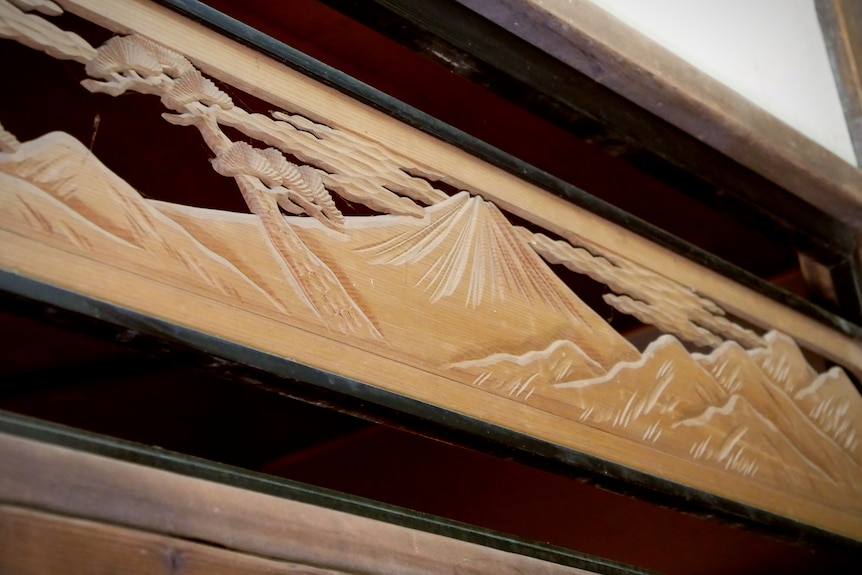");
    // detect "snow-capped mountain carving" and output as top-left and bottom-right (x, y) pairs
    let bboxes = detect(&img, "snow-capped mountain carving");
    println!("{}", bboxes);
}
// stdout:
(547, 336), (727, 425)
(0, 131), (640, 374)
(675, 394), (838, 493)
(458, 331), (862, 508)
(695, 339), (862, 475)
(448, 339), (606, 398)
(0, 132), (297, 314)
(749, 331), (818, 395)
(796, 368), (862, 456)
